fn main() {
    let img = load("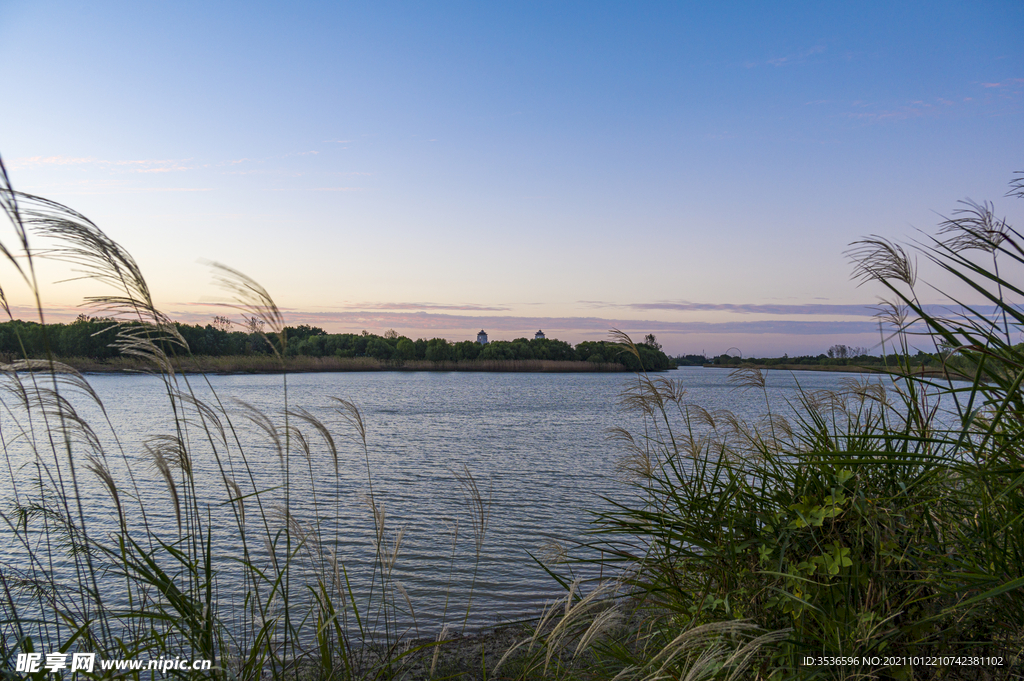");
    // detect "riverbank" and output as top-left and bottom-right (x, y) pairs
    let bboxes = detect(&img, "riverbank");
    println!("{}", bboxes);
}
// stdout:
(20, 355), (631, 374)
